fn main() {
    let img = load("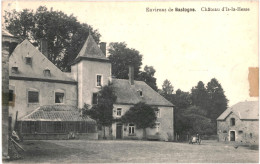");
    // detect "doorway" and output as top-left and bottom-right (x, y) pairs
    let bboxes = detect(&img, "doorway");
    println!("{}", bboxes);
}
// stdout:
(116, 123), (122, 139)
(230, 131), (235, 141)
